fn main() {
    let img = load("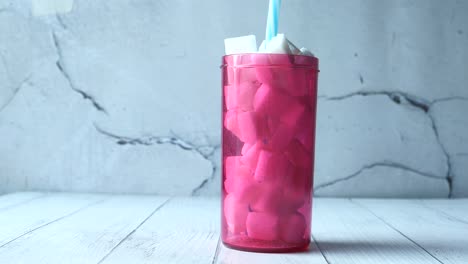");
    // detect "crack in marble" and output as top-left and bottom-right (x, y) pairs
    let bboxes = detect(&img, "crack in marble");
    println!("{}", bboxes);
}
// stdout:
(323, 91), (459, 197)
(426, 109), (453, 197)
(191, 145), (220, 196)
(0, 74), (32, 113)
(313, 161), (448, 192)
(325, 91), (468, 109)
(324, 90), (431, 112)
(56, 14), (68, 30)
(93, 124), (219, 195)
(52, 32), (108, 115)
(430, 96), (468, 106)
